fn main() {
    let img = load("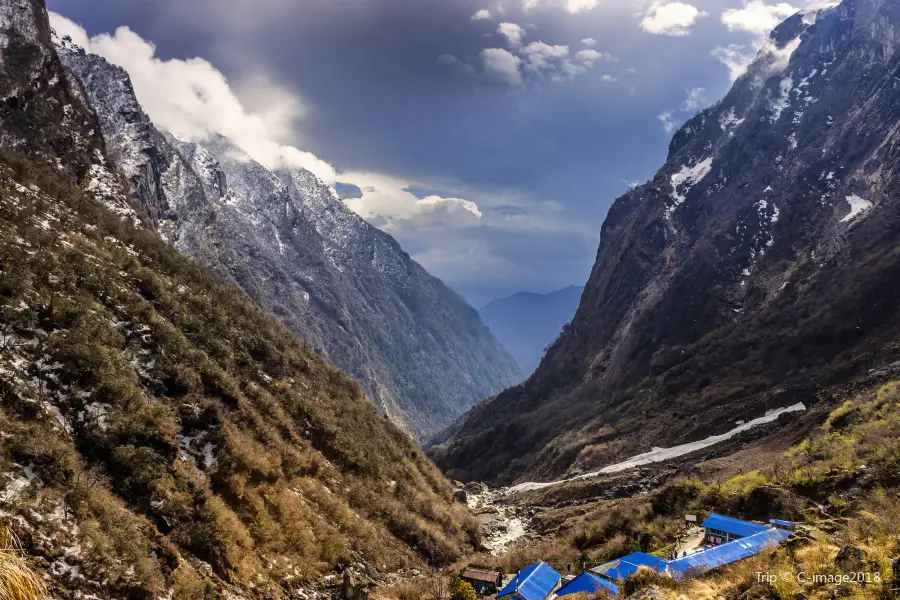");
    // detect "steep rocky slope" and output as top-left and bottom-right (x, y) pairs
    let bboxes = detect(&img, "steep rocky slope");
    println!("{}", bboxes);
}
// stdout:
(435, 0), (900, 484)
(0, 0), (134, 224)
(0, 1), (479, 597)
(479, 286), (584, 375)
(53, 38), (521, 441)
